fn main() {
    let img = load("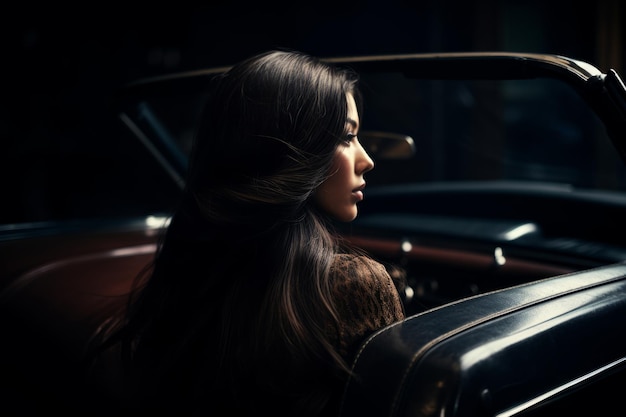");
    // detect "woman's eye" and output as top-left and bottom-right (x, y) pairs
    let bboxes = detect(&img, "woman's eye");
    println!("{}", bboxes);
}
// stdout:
(343, 133), (356, 145)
